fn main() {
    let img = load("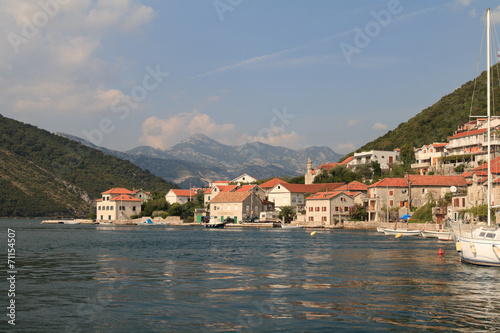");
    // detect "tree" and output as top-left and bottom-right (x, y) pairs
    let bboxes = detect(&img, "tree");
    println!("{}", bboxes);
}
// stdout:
(399, 143), (415, 169)
(349, 204), (368, 221)
(279, 206), (296, 223)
